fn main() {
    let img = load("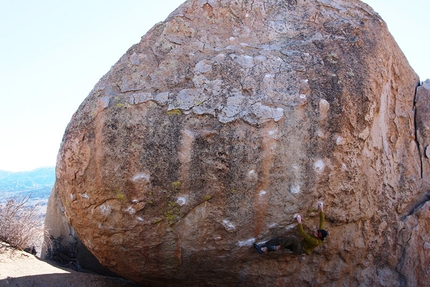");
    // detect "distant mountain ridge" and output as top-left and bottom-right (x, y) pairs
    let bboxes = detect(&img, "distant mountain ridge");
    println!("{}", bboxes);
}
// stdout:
(0, 167), (55, 208)
(0, 167), (55, 192)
